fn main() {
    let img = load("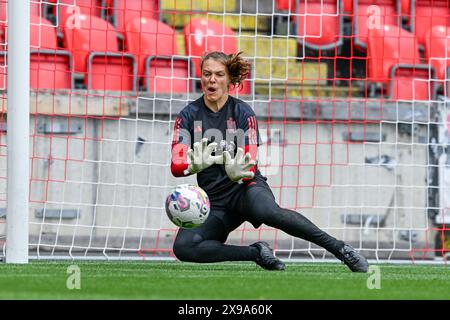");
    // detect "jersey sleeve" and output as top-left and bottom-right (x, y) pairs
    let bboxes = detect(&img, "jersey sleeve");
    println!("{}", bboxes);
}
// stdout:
(171, 110), (192, 177)
(238, 106), (261, 180)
